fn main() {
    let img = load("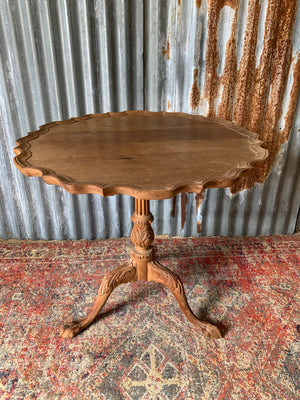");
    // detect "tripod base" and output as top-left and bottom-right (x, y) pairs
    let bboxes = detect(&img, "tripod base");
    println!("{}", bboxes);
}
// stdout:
(61, 199), (222, 340)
